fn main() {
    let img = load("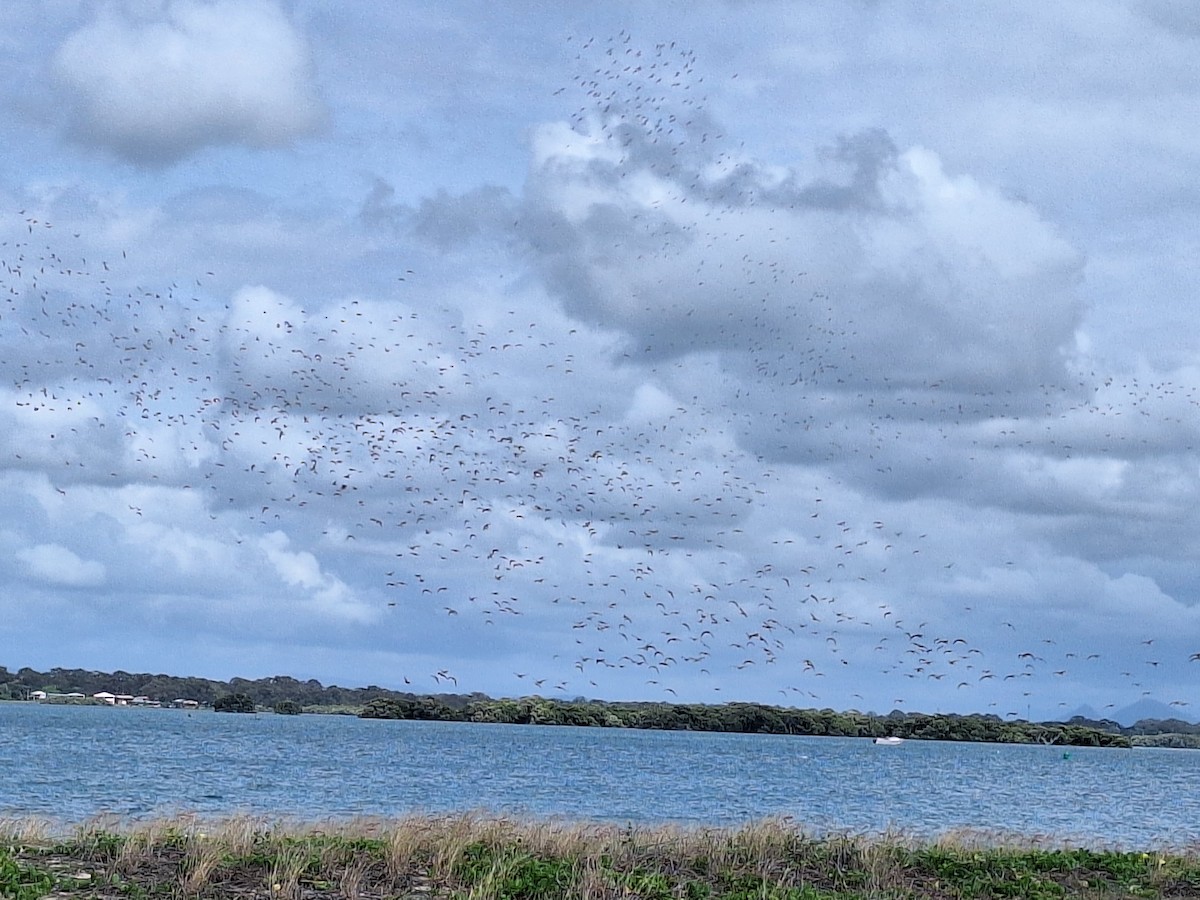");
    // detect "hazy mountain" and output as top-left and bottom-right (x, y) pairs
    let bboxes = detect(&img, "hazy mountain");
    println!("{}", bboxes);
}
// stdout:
(1112, 698), (1196, 727)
